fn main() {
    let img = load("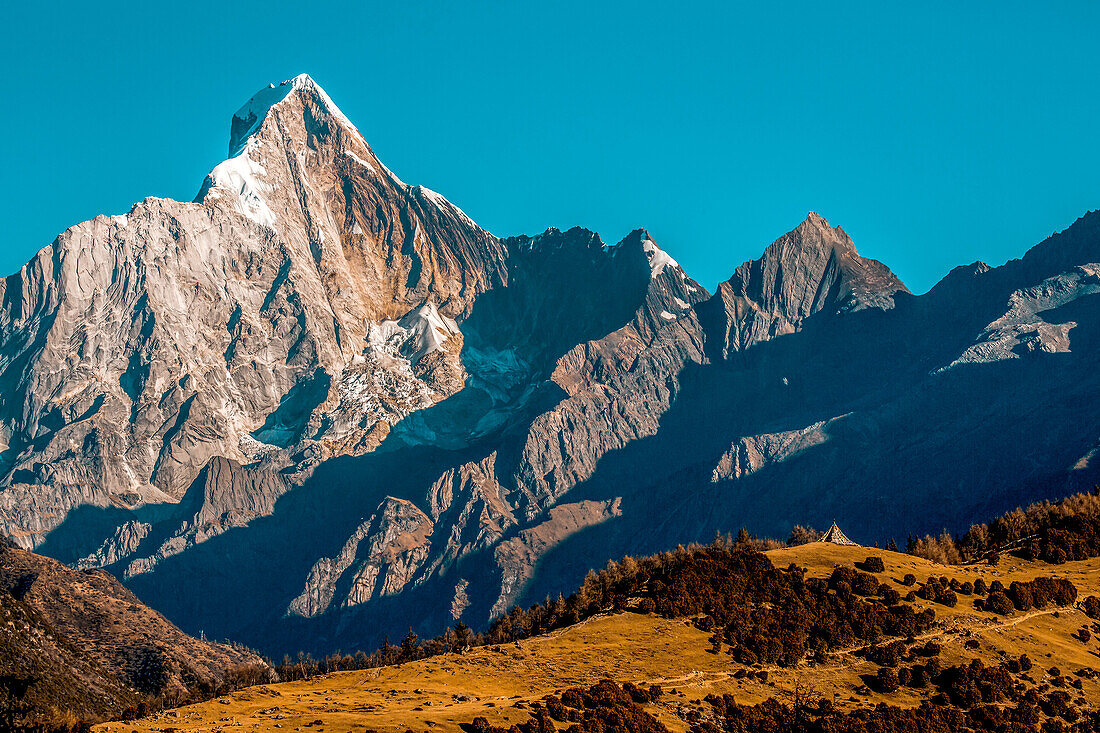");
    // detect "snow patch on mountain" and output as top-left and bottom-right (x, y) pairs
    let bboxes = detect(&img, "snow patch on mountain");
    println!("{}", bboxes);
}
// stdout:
(231, 81), (296, 156)
(203, 148), (276, 227)
(343, 149), (376, 173)
(332, 363), (434, 424)
(231, 74), (364, 154)
(642, 235), (679, 277)
(370, 301), (460, 363)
